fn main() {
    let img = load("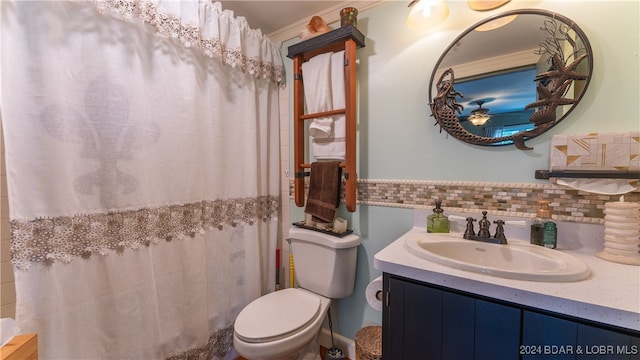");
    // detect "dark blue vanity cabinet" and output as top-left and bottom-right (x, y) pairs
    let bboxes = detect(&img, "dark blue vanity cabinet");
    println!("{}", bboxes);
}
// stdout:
(523, 311), (640, 360)
(382, 274), (640, 360)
